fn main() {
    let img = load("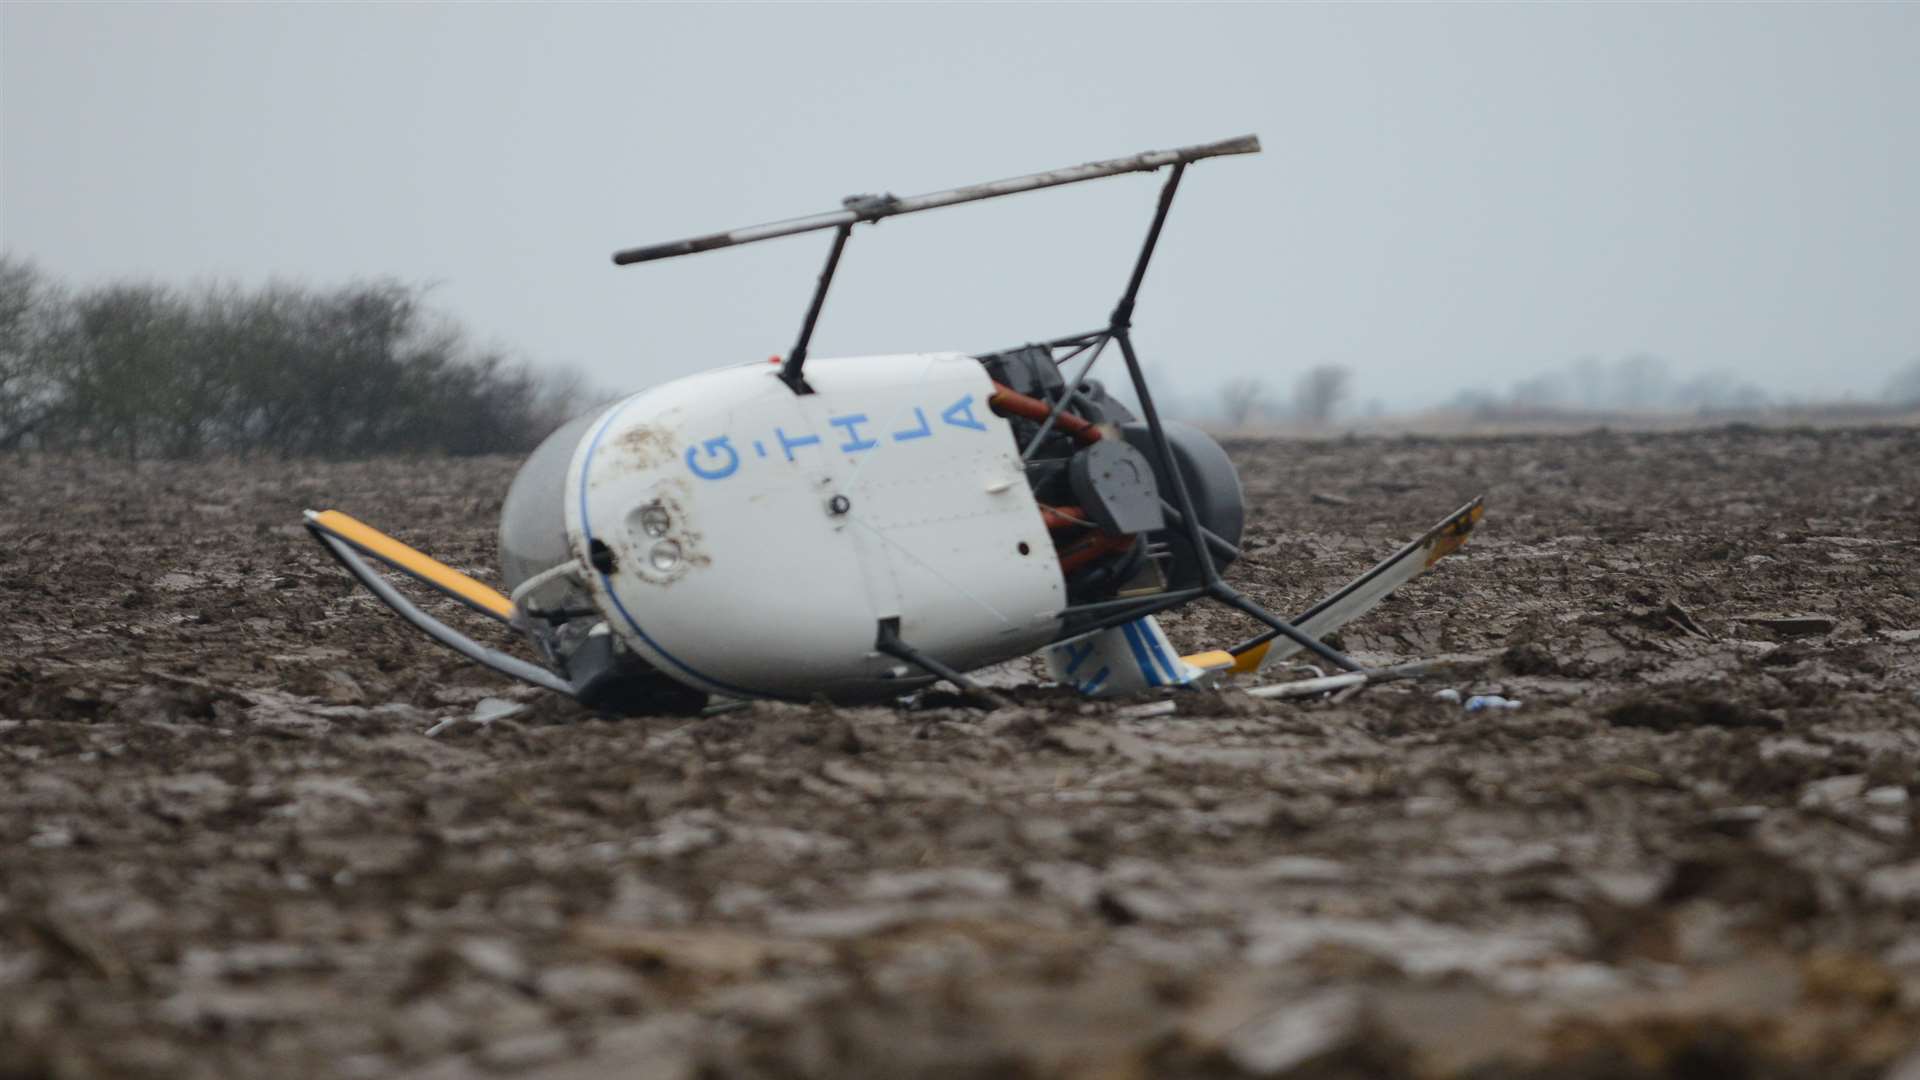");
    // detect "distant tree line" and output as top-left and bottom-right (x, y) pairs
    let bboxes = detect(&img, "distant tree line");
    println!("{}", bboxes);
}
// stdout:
(1450, 354), (1775, 416)
(0, 256), (589, 459)
(1193, 352), (1920, 431)
(1451, 354), (1920, 417)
